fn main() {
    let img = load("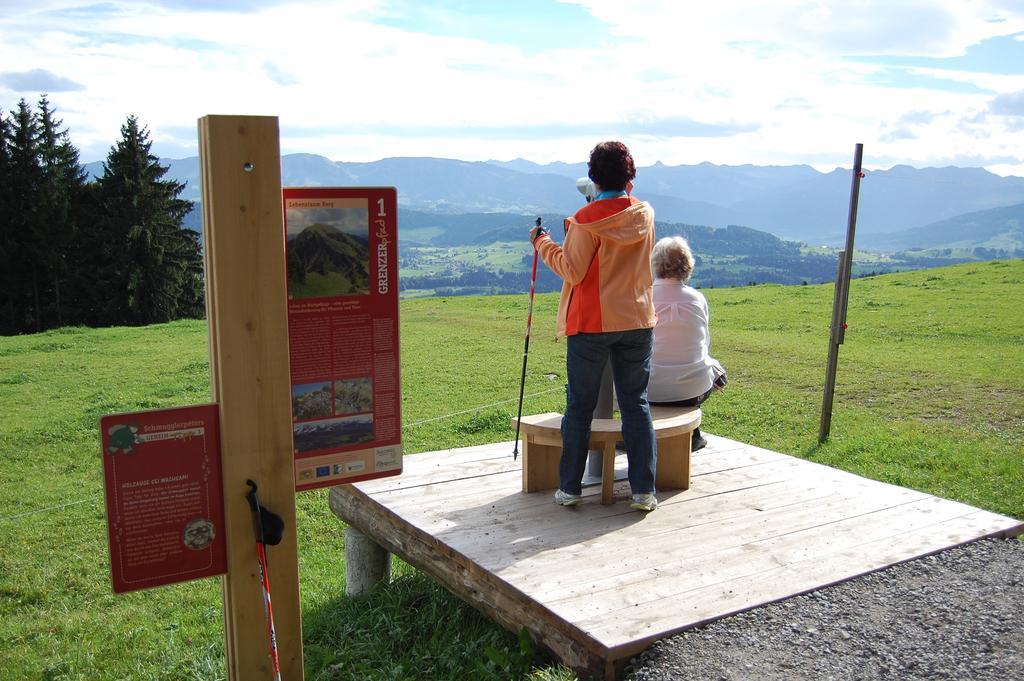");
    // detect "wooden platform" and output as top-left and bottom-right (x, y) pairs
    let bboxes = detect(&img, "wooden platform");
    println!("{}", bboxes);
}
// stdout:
(328, 434), (1023, 680)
